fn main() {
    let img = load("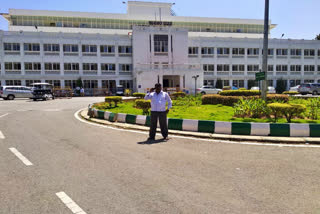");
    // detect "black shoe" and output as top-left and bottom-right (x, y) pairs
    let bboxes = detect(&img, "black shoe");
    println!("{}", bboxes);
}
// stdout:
(162, 137), (170, 141)
(147, 137), (155, 141)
